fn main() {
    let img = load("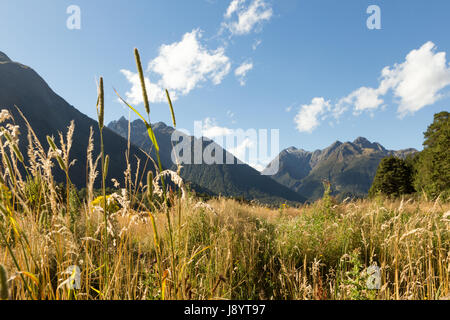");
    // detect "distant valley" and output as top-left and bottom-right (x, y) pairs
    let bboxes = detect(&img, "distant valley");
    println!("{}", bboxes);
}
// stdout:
(108, 117), (307, 204)
(108, 117), (417, 203)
